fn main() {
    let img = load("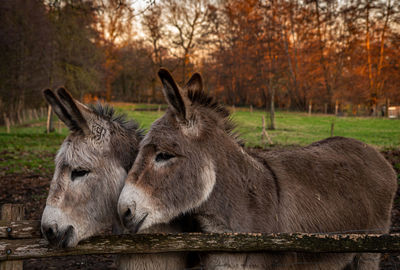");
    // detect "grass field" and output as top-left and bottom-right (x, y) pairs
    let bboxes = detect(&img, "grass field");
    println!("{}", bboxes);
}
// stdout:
(0, 106), (399, 175)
